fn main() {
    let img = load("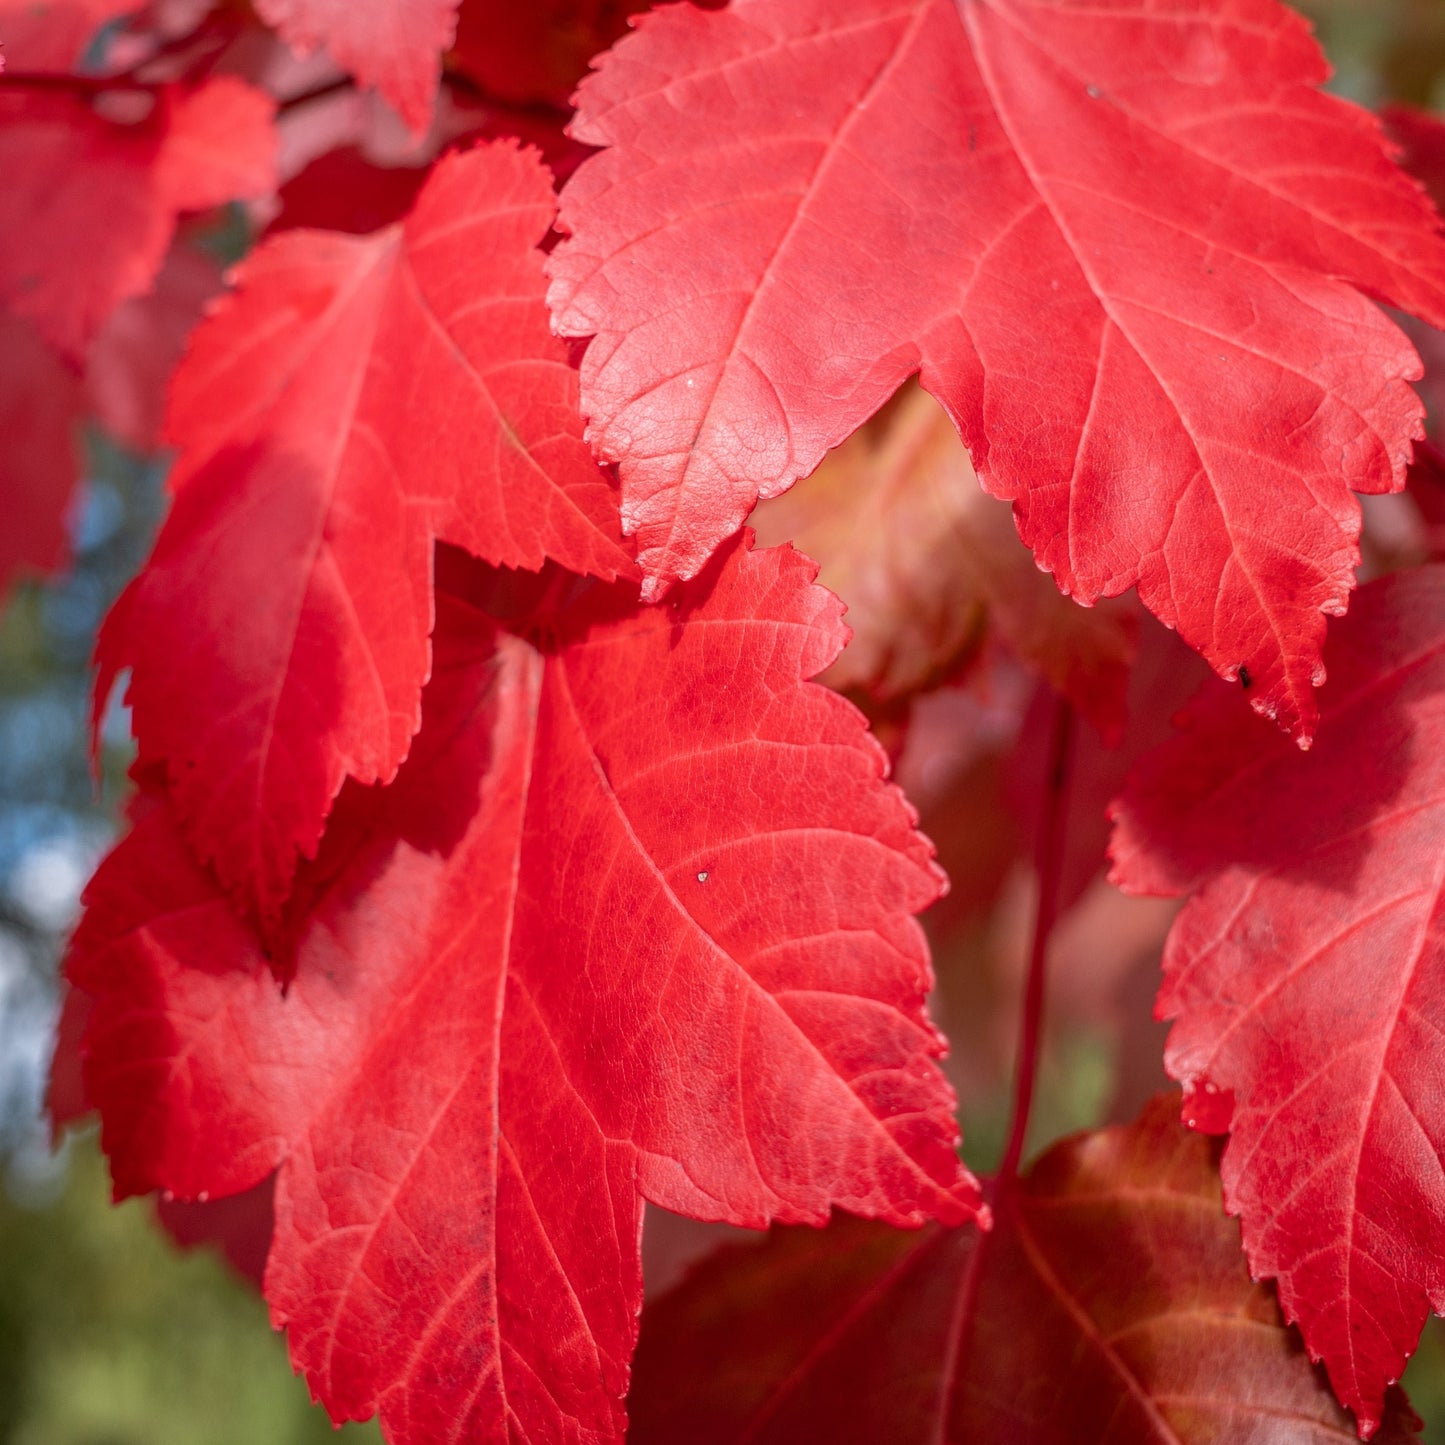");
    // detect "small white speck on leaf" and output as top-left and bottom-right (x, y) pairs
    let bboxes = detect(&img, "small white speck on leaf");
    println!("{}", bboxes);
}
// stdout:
(697, 871), (709, 883)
